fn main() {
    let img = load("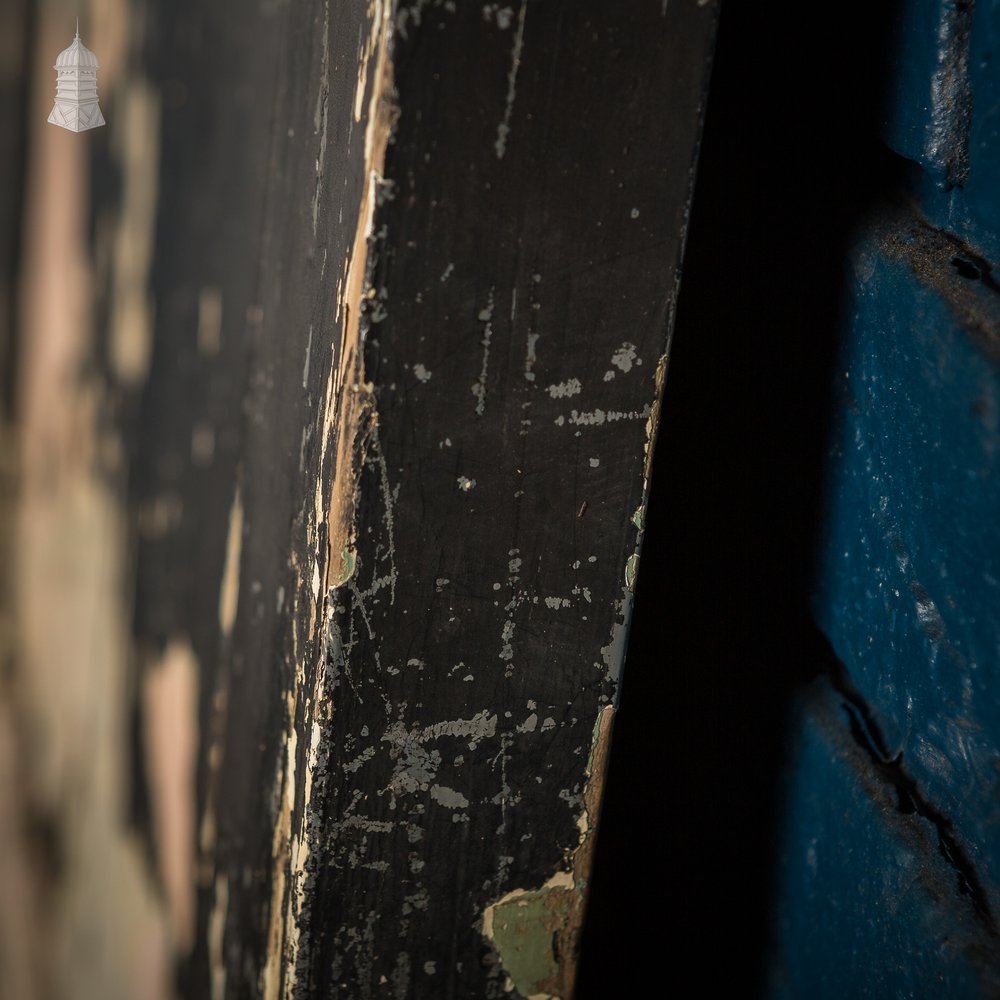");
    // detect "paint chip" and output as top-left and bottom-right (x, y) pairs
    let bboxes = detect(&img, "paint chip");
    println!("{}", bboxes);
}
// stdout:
(610, 342), (638, 372)
(547, 378), (582, 399)
(430, 784), (470, 809)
